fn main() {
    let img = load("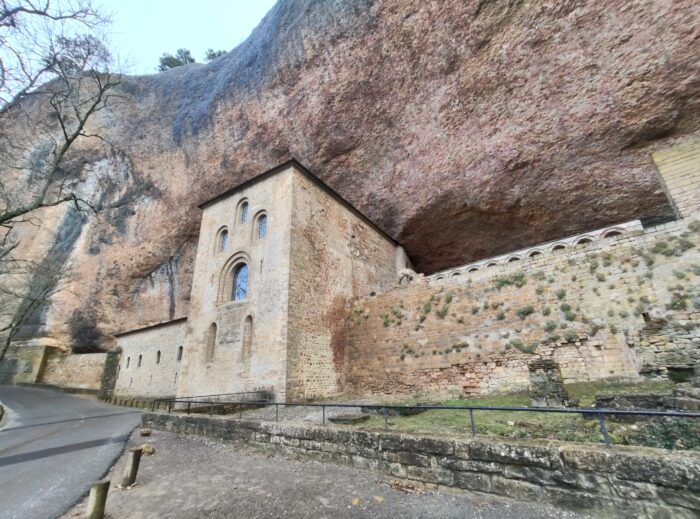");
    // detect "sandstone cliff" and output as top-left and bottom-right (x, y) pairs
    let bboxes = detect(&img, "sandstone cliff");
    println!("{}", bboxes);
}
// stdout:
(2, 0), (699, 351)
